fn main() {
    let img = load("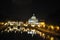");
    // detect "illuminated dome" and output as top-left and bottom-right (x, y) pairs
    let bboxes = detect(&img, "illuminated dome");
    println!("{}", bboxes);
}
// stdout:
(31, 14), (36, 19)
(28, 14), (38, 24)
